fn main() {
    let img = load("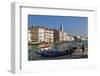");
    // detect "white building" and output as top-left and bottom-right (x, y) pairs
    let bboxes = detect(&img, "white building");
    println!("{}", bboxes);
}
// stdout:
(63, 32), (68, 41)
(59, 24), (74, 42)
(38, 28), (45, 42)
(81, 36), (88, 40)
(45, 28), (54, 43)
(28, 30), (32, 42)
(59, 31), (74, 42)
(28, 24), (75, 43)
(59, 31), (64, 42)
(66, 34), (74, 41)
(28, 26), (54, 43)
